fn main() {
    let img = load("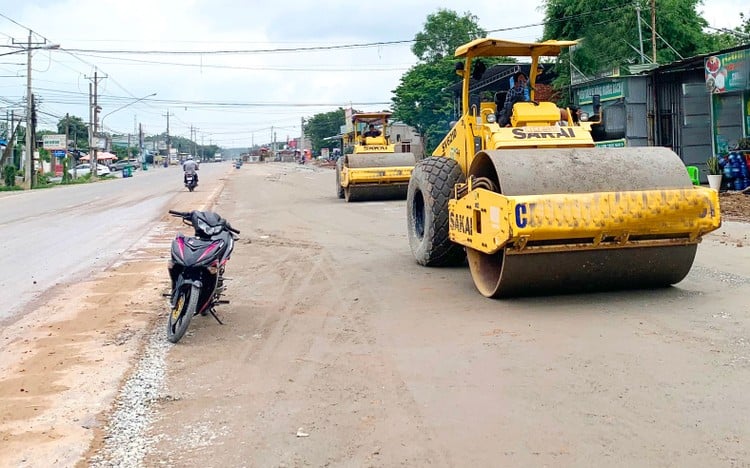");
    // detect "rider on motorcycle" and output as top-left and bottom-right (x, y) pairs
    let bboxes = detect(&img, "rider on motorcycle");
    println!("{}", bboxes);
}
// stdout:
(183, 155), (199, 185)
